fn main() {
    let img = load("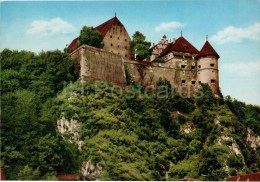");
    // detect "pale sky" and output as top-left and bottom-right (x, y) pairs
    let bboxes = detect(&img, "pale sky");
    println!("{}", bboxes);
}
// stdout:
(1, 0), (260, 105)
